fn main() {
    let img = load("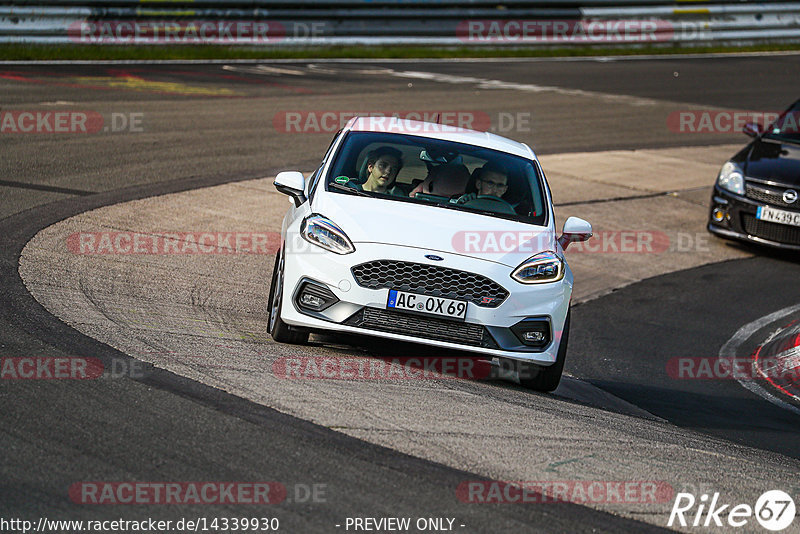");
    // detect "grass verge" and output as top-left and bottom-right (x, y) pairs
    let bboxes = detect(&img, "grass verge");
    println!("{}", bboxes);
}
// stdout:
(2, 43), (800, 61)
